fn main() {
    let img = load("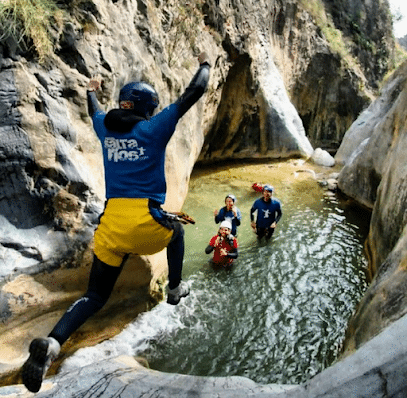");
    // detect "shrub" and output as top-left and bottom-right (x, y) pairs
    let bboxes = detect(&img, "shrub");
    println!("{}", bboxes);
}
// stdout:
(0, 0), (61, 62)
